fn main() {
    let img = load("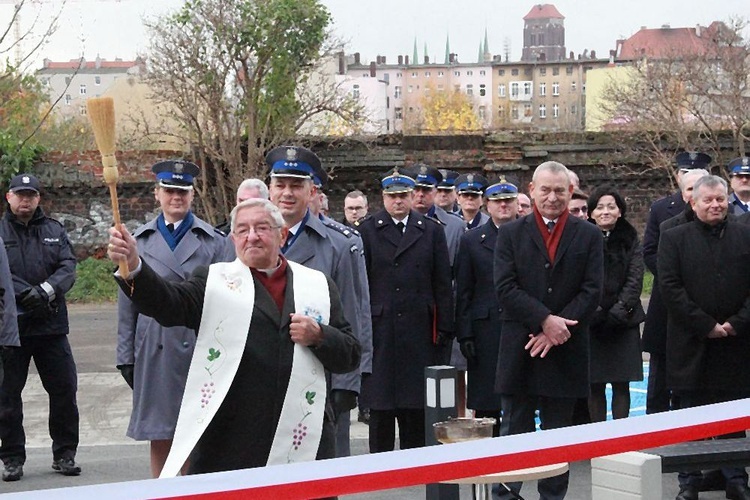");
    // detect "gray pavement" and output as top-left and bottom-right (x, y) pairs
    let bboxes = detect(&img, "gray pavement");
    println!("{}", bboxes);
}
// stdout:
(0, 303), (733, 499)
